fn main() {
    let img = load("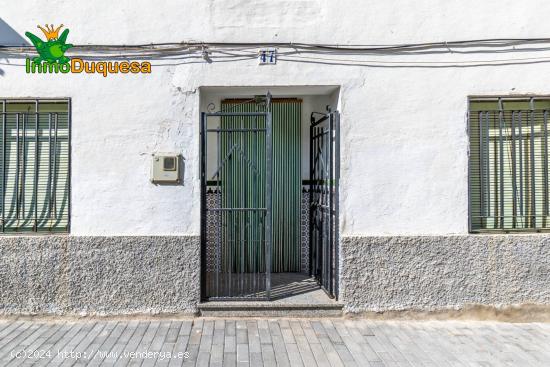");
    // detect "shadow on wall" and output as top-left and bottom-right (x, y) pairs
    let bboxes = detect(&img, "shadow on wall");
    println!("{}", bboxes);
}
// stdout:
(0, 18), (28, 46)
(0, 18), (30, 76)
